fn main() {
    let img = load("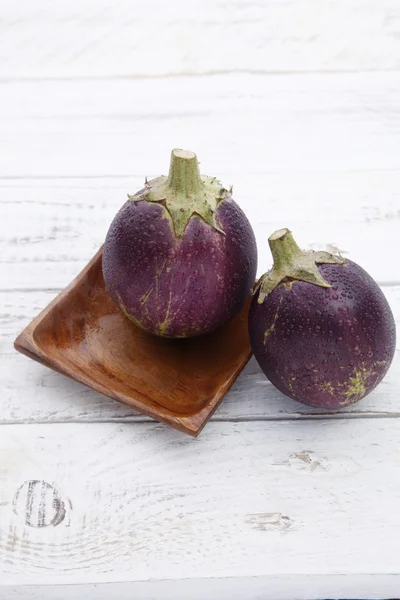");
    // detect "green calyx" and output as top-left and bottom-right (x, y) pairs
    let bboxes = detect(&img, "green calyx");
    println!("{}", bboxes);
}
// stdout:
(128, 149), (230, 238)
(257, 228), (345, 304)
